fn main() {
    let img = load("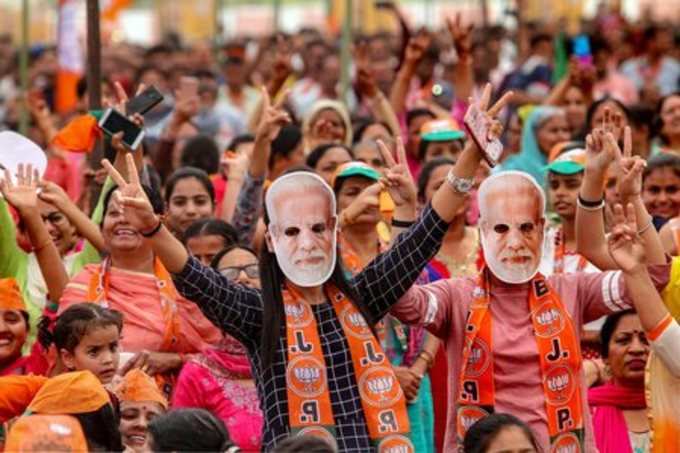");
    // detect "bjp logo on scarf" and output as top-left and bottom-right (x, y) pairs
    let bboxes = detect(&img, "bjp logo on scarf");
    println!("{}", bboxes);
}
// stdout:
(287, 356), (326, 398)
(544, 365), (576, 405)
(550, 432), (582, 453)
(456, 406), (489, 441)
(340, 306), (372, 339)
(377, 434), (415, 453)
(533, 302), (566, 338)
(297, 427), (338, 451)
(359, 367), (403, 407)
(465, 337), (491, 377)
(285, 302), (314, 329)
